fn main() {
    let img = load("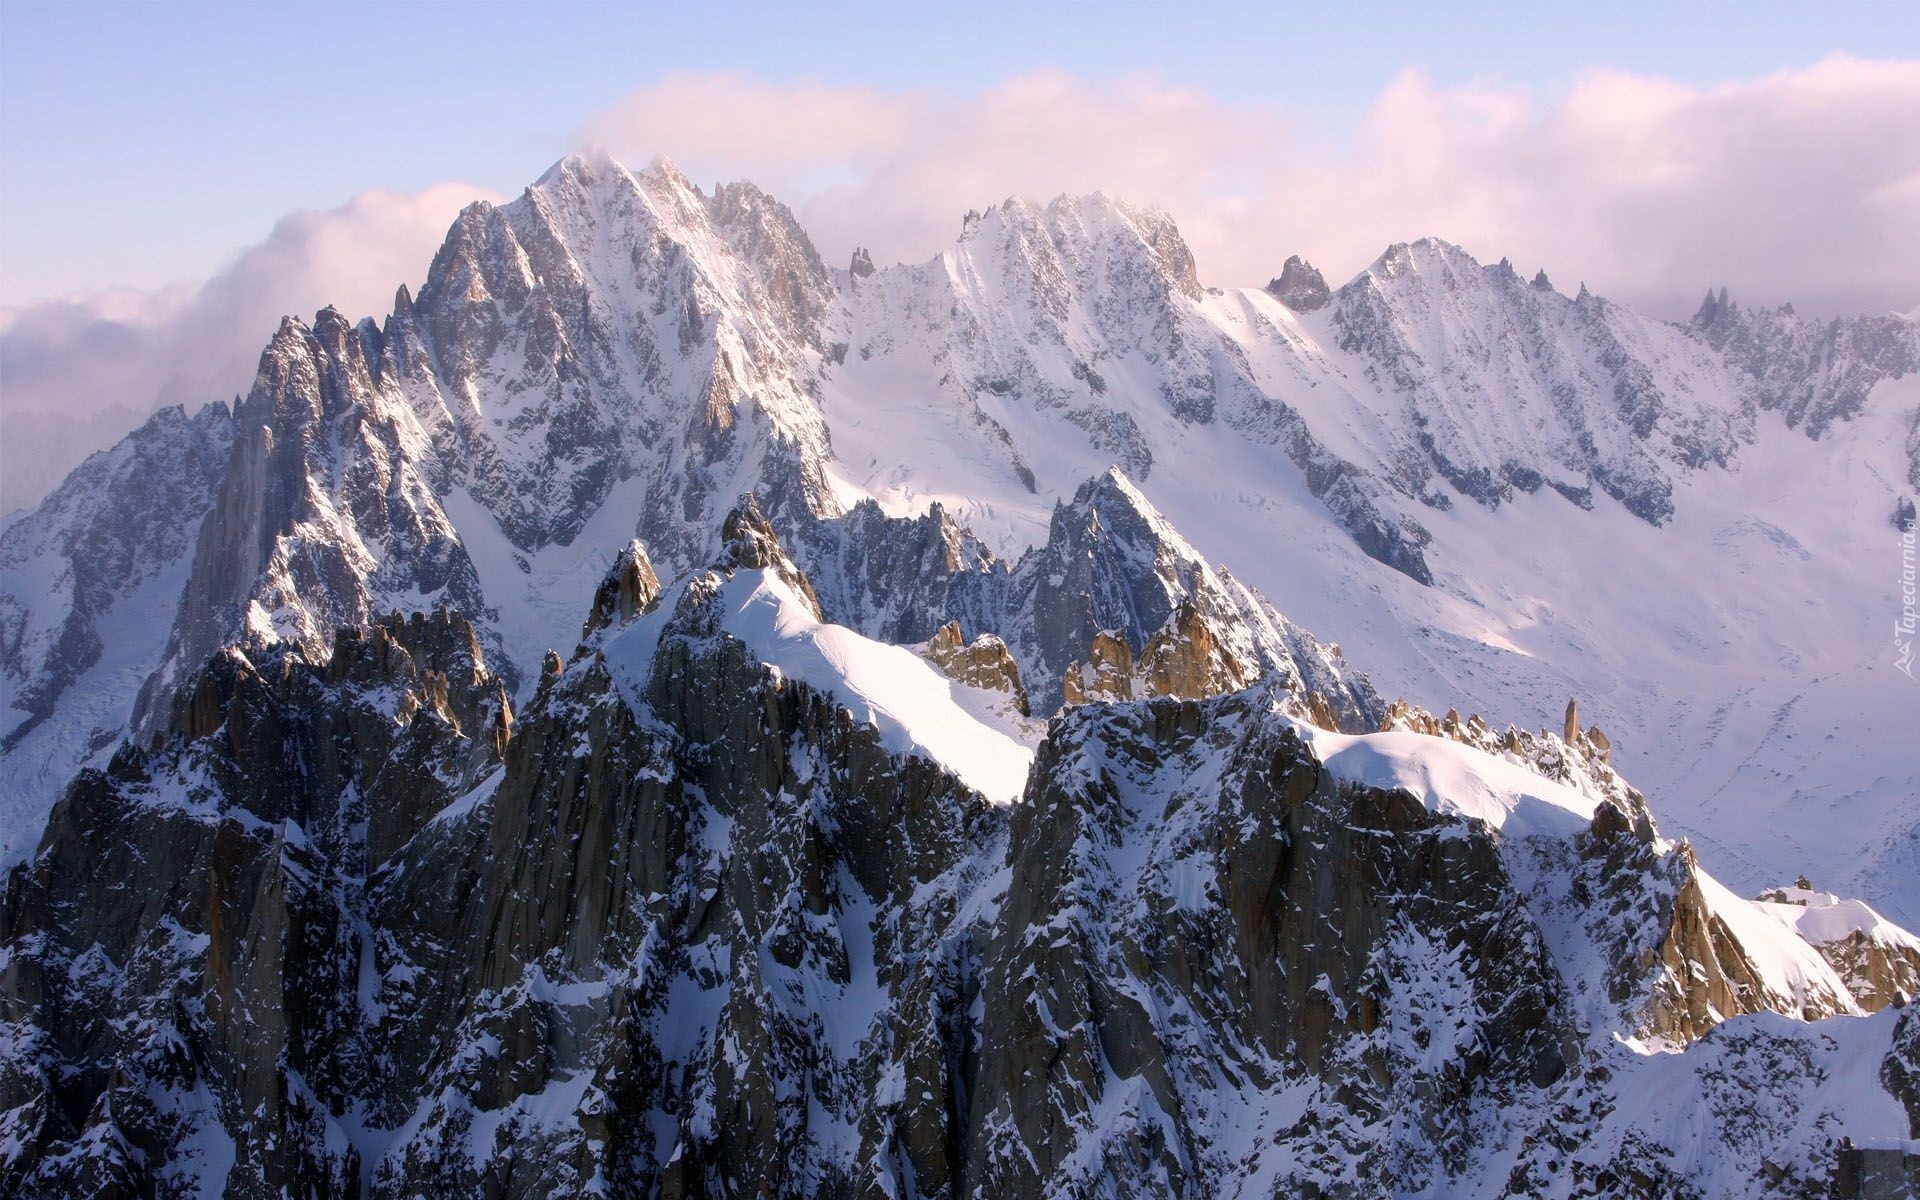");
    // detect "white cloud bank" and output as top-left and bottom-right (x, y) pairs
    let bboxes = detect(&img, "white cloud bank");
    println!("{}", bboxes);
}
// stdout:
(0, 183), (495, 513)
(5, 56), (1916, 513)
